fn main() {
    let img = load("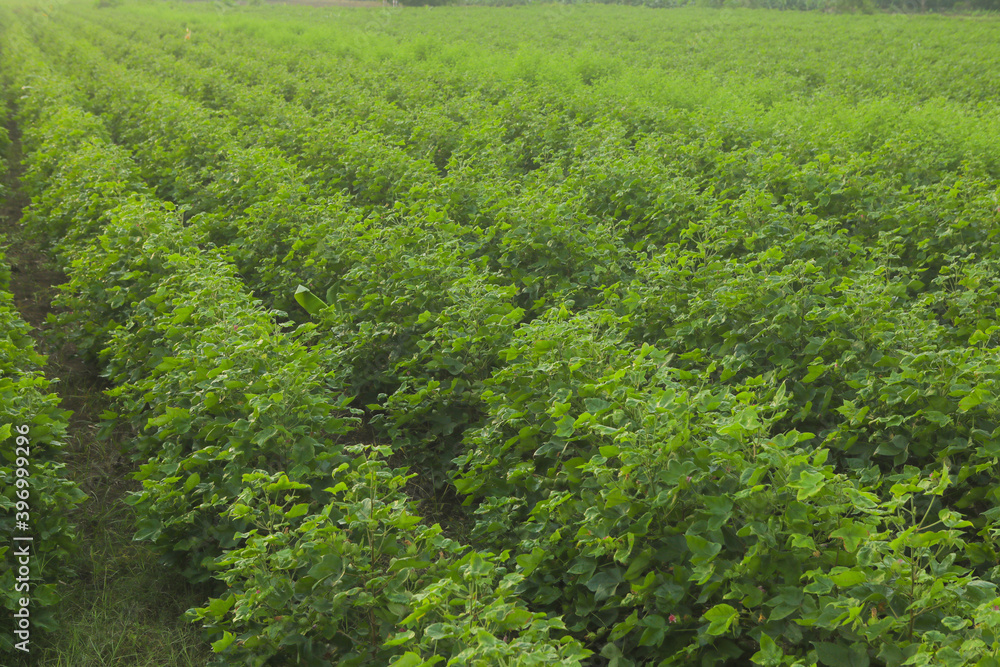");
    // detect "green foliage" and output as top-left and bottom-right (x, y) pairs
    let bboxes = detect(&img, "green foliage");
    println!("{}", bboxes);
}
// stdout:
(6, 3), (1000, 664)
(192, 451), (590, 665)
(97, 241), (360, 581)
